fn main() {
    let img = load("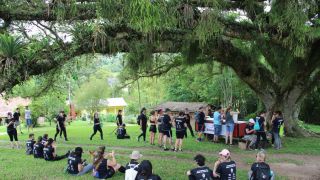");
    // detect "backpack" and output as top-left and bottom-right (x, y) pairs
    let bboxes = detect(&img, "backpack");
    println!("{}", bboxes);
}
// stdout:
(251, 163), (271, 180)
(137, 115), (141, 125)
(254, 117), (260, 131)
(125, 164), (139, 180)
